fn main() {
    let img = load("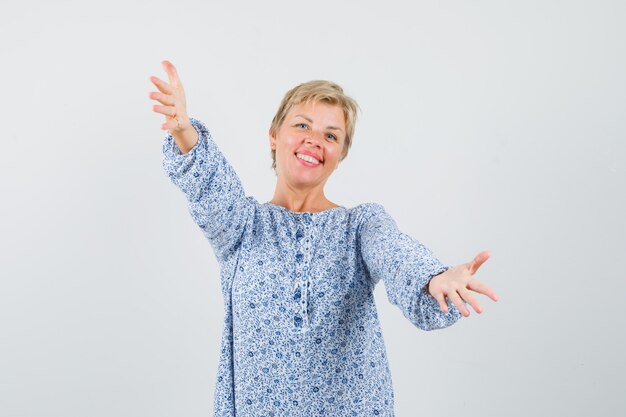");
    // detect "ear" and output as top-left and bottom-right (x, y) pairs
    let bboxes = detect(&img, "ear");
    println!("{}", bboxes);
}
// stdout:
(269, 127), (276, 150)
